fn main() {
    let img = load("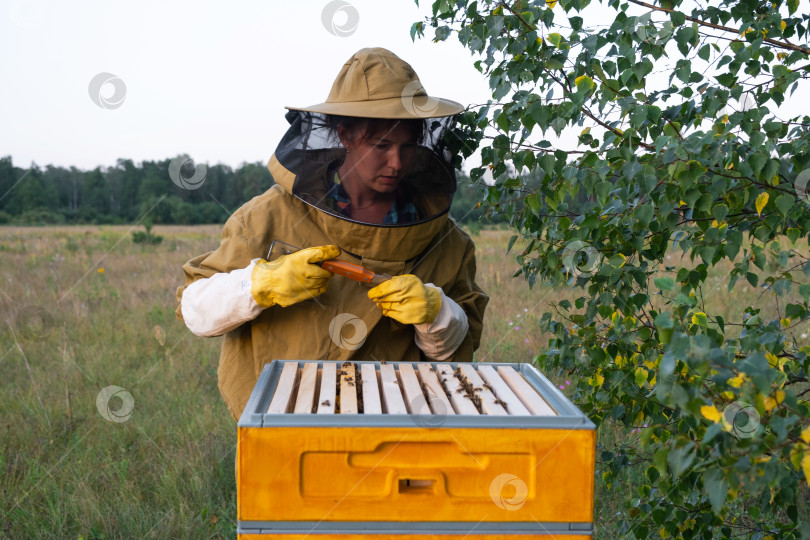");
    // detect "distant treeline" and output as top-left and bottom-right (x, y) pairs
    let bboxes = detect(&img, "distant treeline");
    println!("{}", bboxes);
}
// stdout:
(0, 155), (489, 226)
